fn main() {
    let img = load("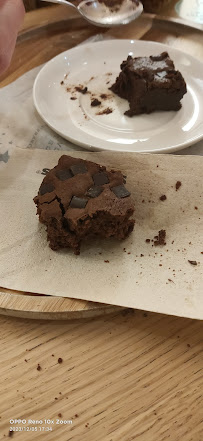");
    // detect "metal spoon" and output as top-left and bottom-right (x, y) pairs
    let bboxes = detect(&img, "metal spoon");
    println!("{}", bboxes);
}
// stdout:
(41, 0), (143, 27)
